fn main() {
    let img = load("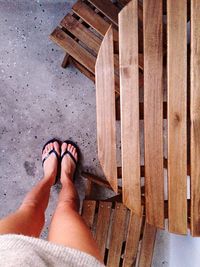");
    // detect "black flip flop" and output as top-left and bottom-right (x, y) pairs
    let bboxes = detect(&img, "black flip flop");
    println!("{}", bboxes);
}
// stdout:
(42, 138), (61, 184)
(61, 140), (80, 175)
